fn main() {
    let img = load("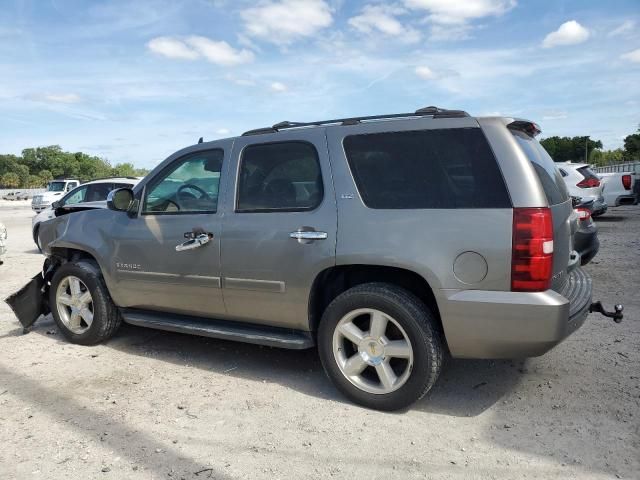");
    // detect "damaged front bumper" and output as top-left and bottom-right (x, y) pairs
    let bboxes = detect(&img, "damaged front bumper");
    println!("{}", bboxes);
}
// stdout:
(4, 263), (53, 329)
